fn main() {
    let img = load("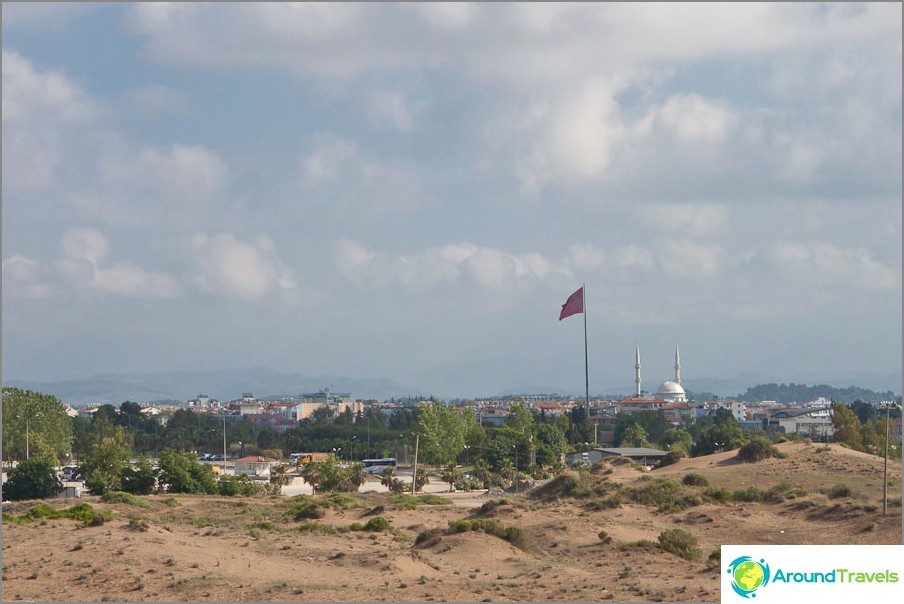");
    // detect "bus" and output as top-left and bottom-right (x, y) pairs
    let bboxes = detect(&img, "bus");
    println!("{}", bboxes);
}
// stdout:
(362, 458), (397, 475)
